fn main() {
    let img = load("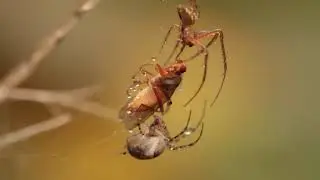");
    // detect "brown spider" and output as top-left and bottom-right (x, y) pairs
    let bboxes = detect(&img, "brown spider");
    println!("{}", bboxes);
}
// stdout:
(122, 100), (207, 160)
(155, 0), (228, 108)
